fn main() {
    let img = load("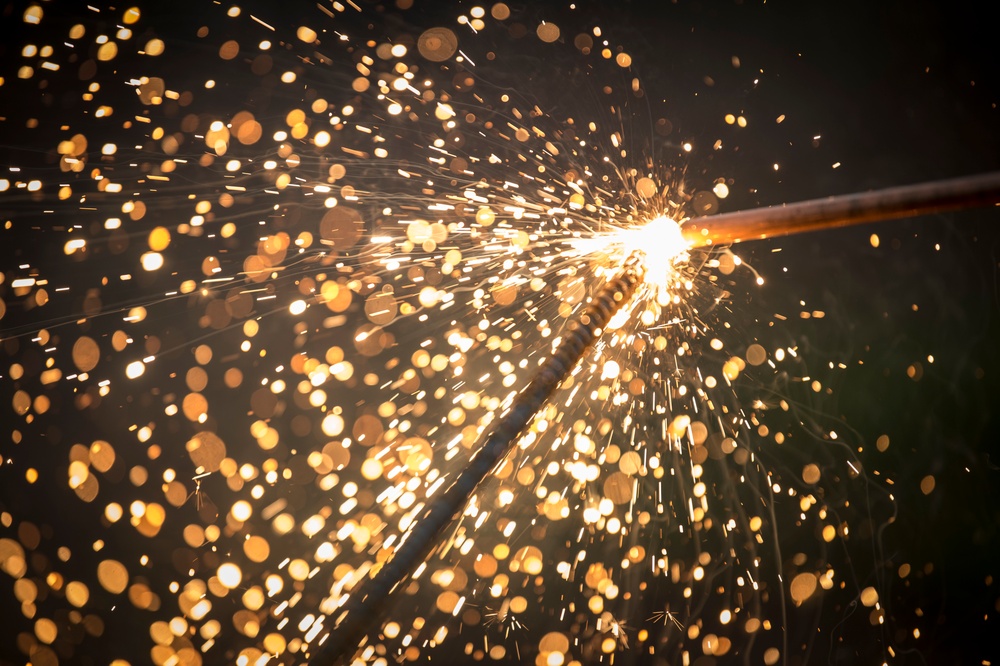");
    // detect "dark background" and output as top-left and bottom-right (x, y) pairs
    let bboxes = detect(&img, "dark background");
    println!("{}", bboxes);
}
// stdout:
(2, 0), (999, 663)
